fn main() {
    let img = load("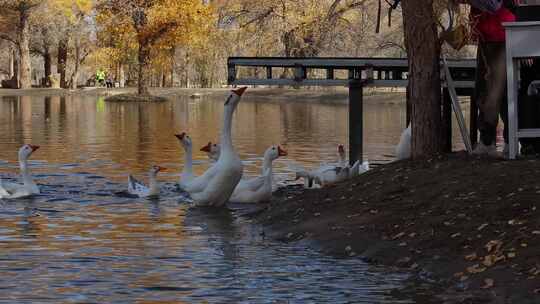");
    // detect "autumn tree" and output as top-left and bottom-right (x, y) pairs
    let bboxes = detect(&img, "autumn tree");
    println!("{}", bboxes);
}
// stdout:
(225, 0), (370, 57)
(0, 0), (43, 88)
(96, 0), (213, 95)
